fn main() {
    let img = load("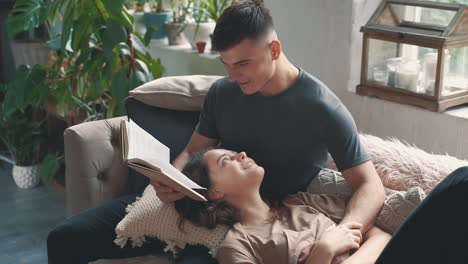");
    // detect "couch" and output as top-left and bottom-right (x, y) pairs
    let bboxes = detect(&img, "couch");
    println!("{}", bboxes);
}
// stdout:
(65, 97), (201, 264)
(64, 76), (467, 264)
